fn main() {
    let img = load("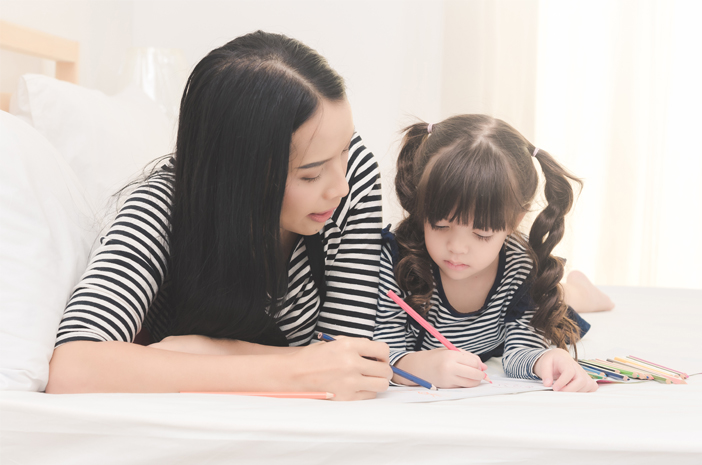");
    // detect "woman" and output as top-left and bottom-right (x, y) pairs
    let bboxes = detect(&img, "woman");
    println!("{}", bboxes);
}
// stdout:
(46, 31), (392, 401)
